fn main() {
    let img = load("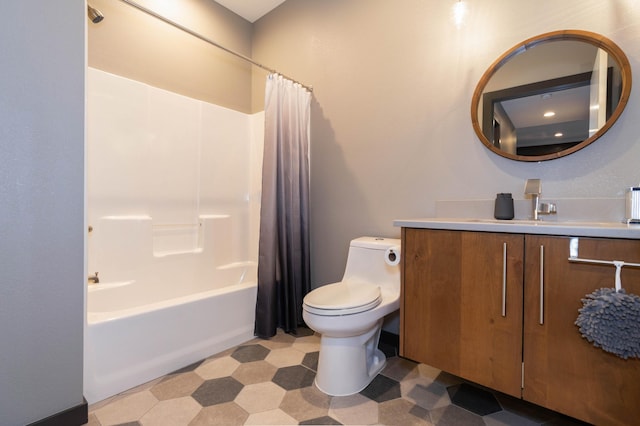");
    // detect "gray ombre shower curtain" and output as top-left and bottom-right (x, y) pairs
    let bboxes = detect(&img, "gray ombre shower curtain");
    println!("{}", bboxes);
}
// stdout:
(255, 74), (312, 338)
